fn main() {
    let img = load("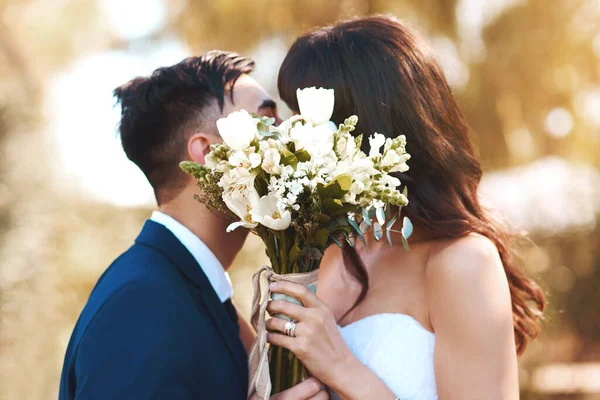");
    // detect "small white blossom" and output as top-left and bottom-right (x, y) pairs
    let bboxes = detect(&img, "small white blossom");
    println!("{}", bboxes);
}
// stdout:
(368, 133), (386, 157)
